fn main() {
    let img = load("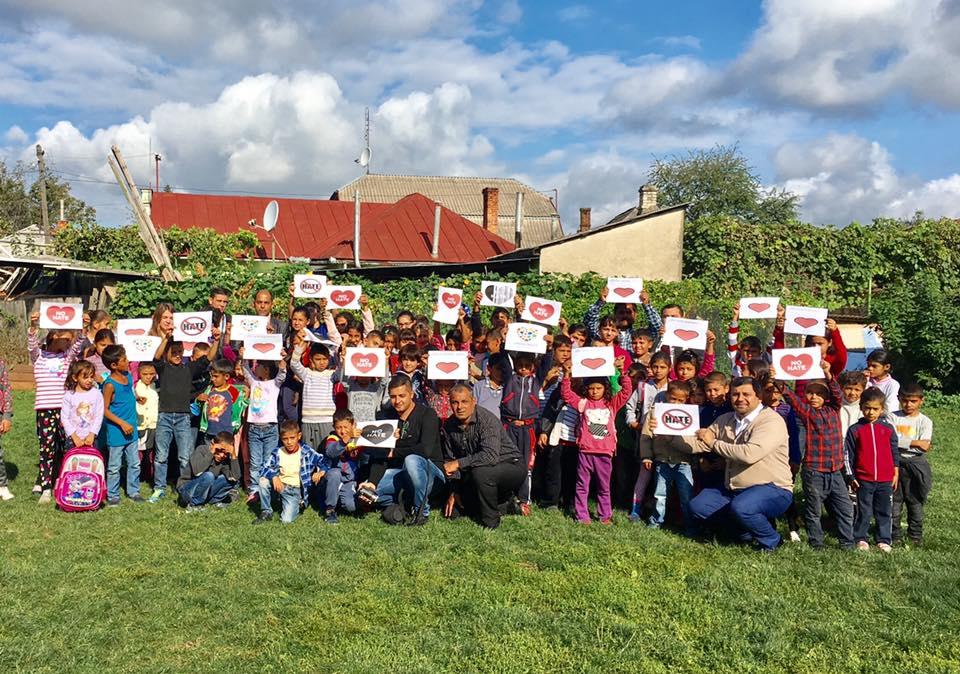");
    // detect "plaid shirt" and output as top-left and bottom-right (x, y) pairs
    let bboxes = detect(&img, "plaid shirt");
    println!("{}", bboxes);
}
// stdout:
(260, 442), (328, 500)
(781, 378), (844, 473)
(584, 299), (661, 350)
